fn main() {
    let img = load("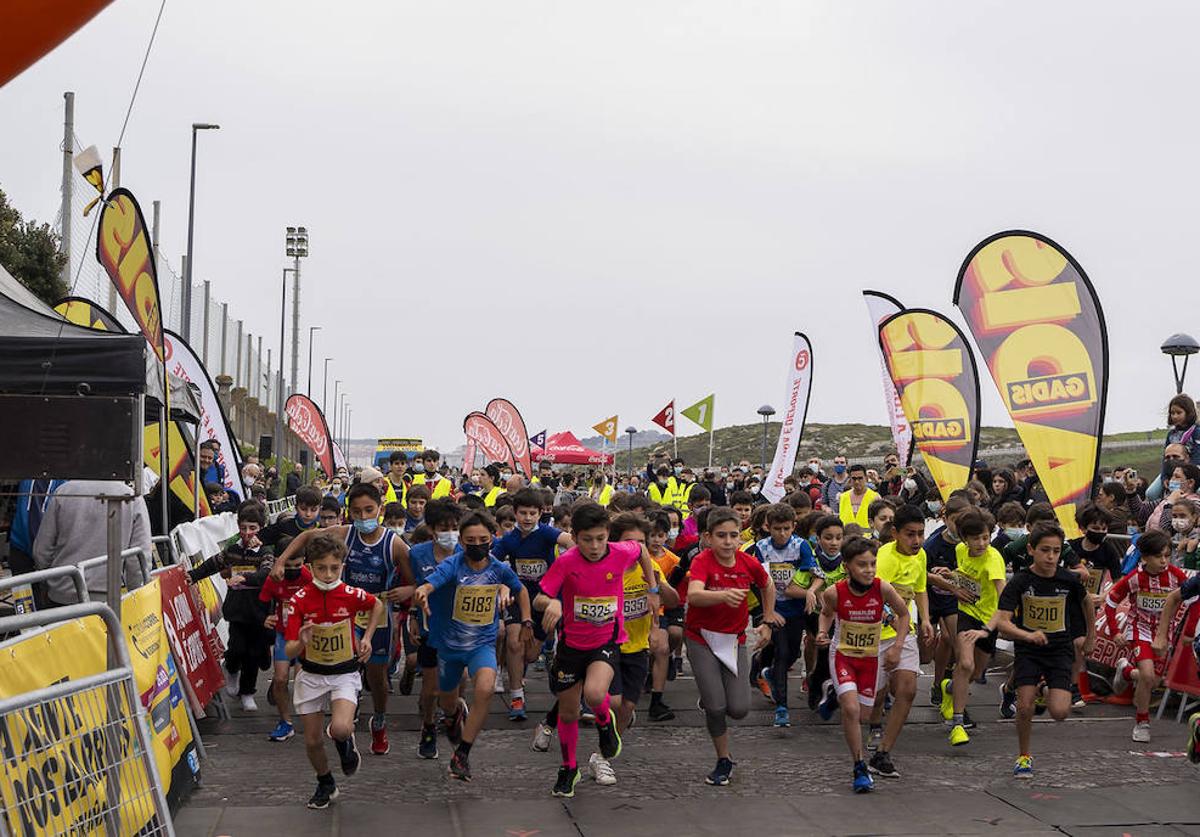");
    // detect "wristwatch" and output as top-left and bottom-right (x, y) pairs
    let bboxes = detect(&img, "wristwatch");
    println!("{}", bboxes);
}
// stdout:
(522, 619), (534, 627)
(648, 585), (661, 594)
